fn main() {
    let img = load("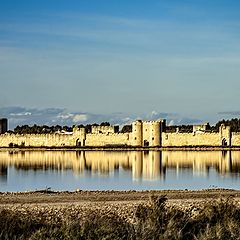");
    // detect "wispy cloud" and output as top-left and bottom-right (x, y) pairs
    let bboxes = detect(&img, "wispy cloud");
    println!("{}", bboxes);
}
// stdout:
(1, 7), (240, 119)
(218, 111), (240, 116)
(1, 13), (239, 57)
(72, 114), (88, 123)
(0, 106), (204, 129)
